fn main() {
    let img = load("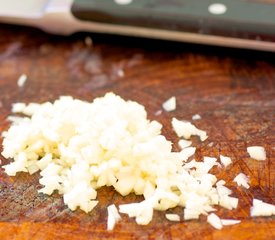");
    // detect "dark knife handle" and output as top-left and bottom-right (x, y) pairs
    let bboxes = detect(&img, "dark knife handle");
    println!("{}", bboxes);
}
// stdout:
(71, 0), (275, 44)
